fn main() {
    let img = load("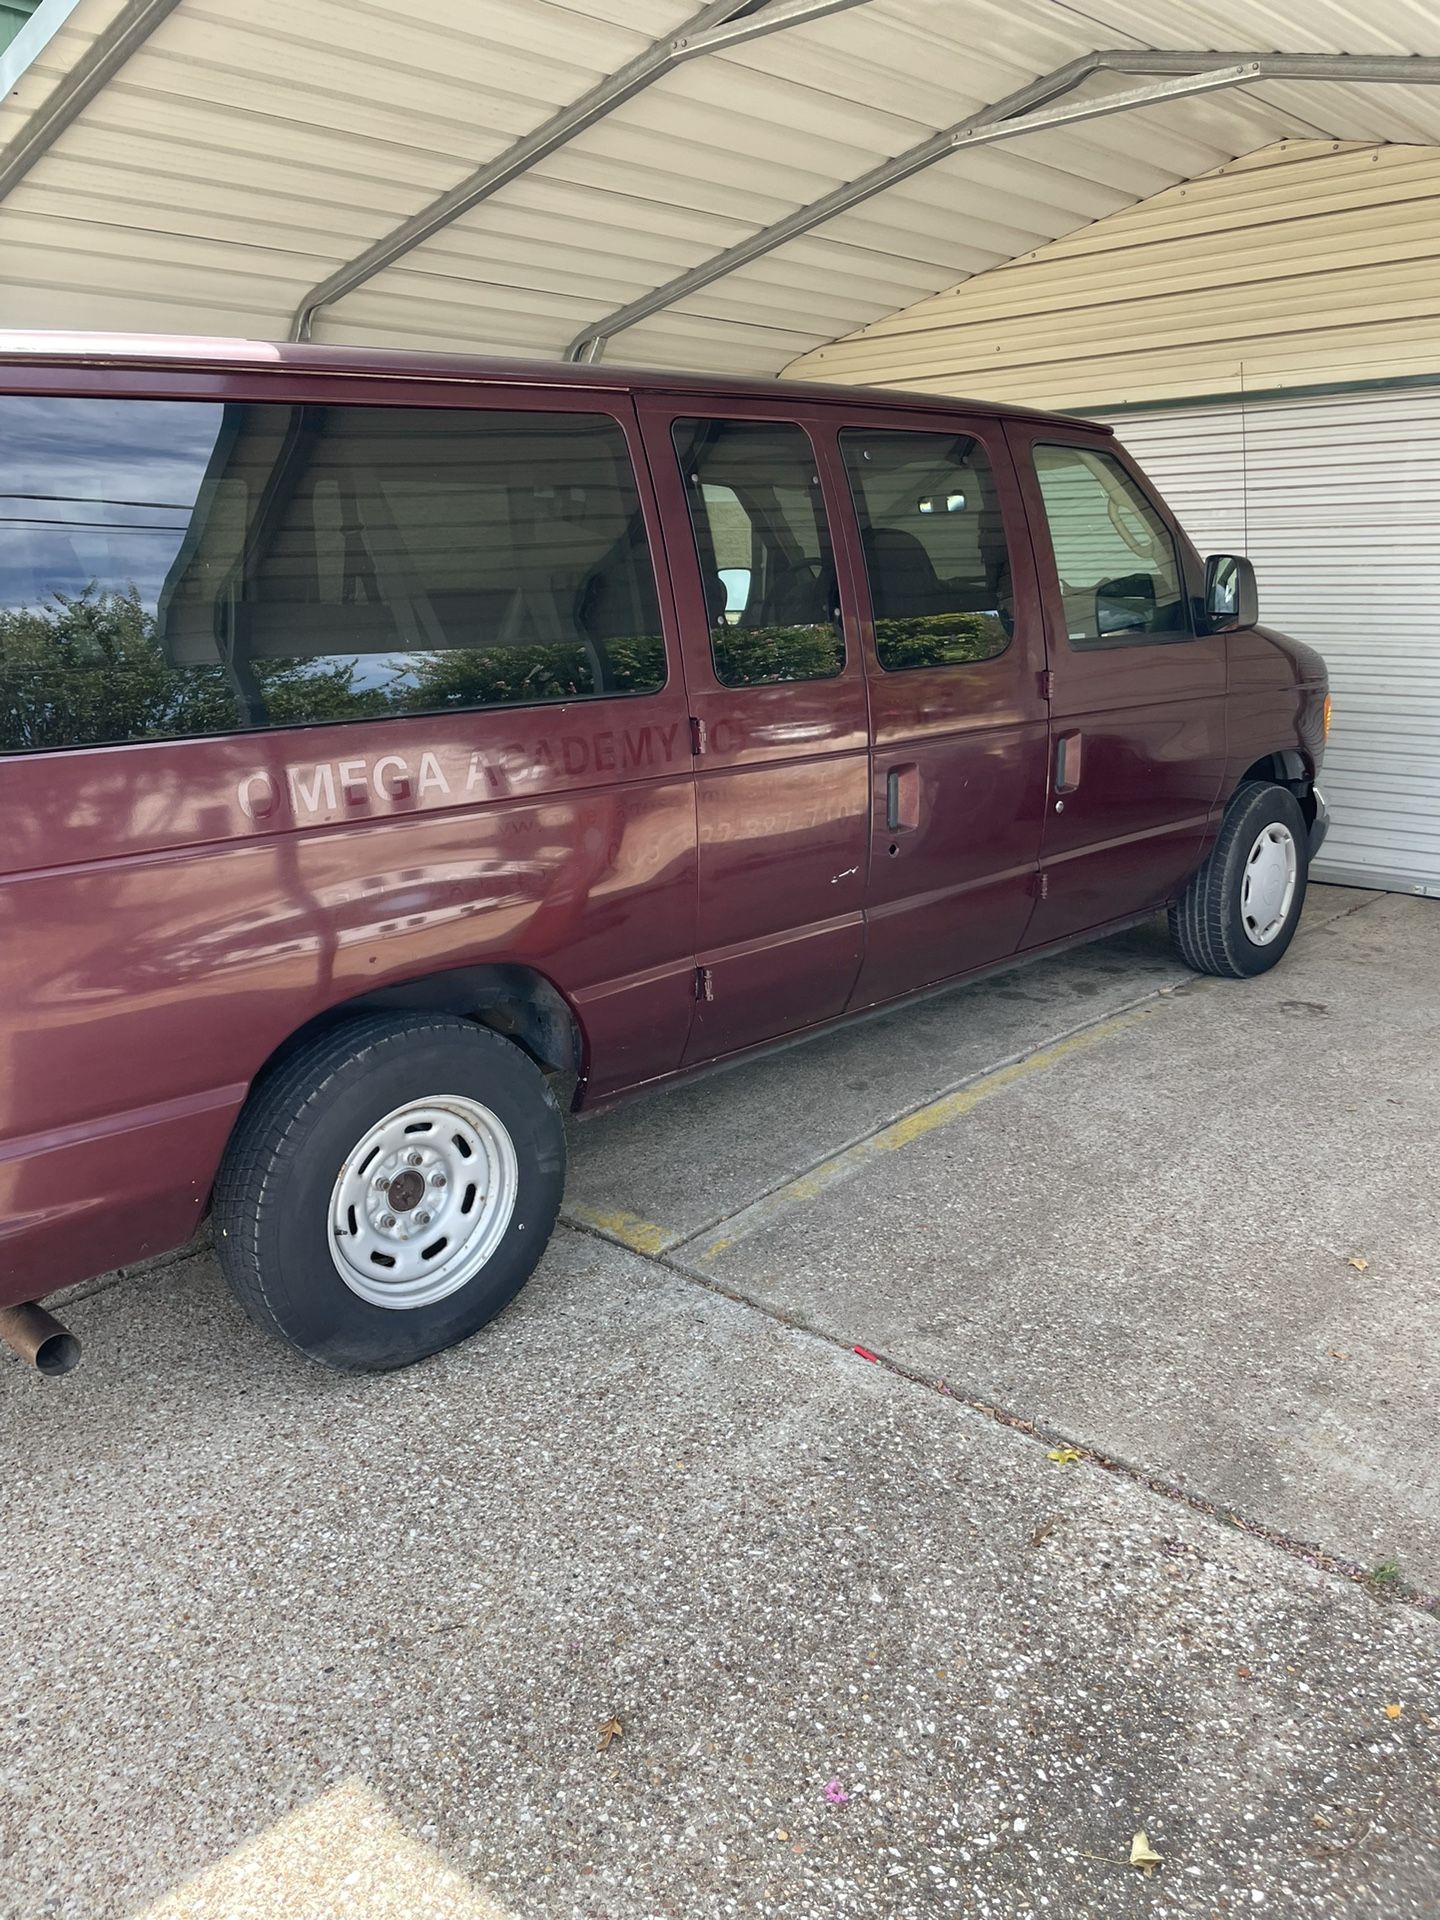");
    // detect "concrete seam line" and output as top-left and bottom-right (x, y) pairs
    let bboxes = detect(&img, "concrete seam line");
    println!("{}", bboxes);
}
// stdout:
(567, 891), (1384, 1266)
(680, 989), (1200, 1263)
(558, 981), (1203, 1259)
(553, 1216), (1440, 1617)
